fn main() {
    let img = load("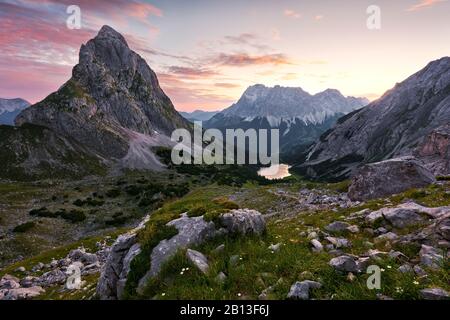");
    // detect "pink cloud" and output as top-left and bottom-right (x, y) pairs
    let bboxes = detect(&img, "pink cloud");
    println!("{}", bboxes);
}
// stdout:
(211, 53), (292, 67)
(284, 9), (301, 19)
(407, 0), (447, 11)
